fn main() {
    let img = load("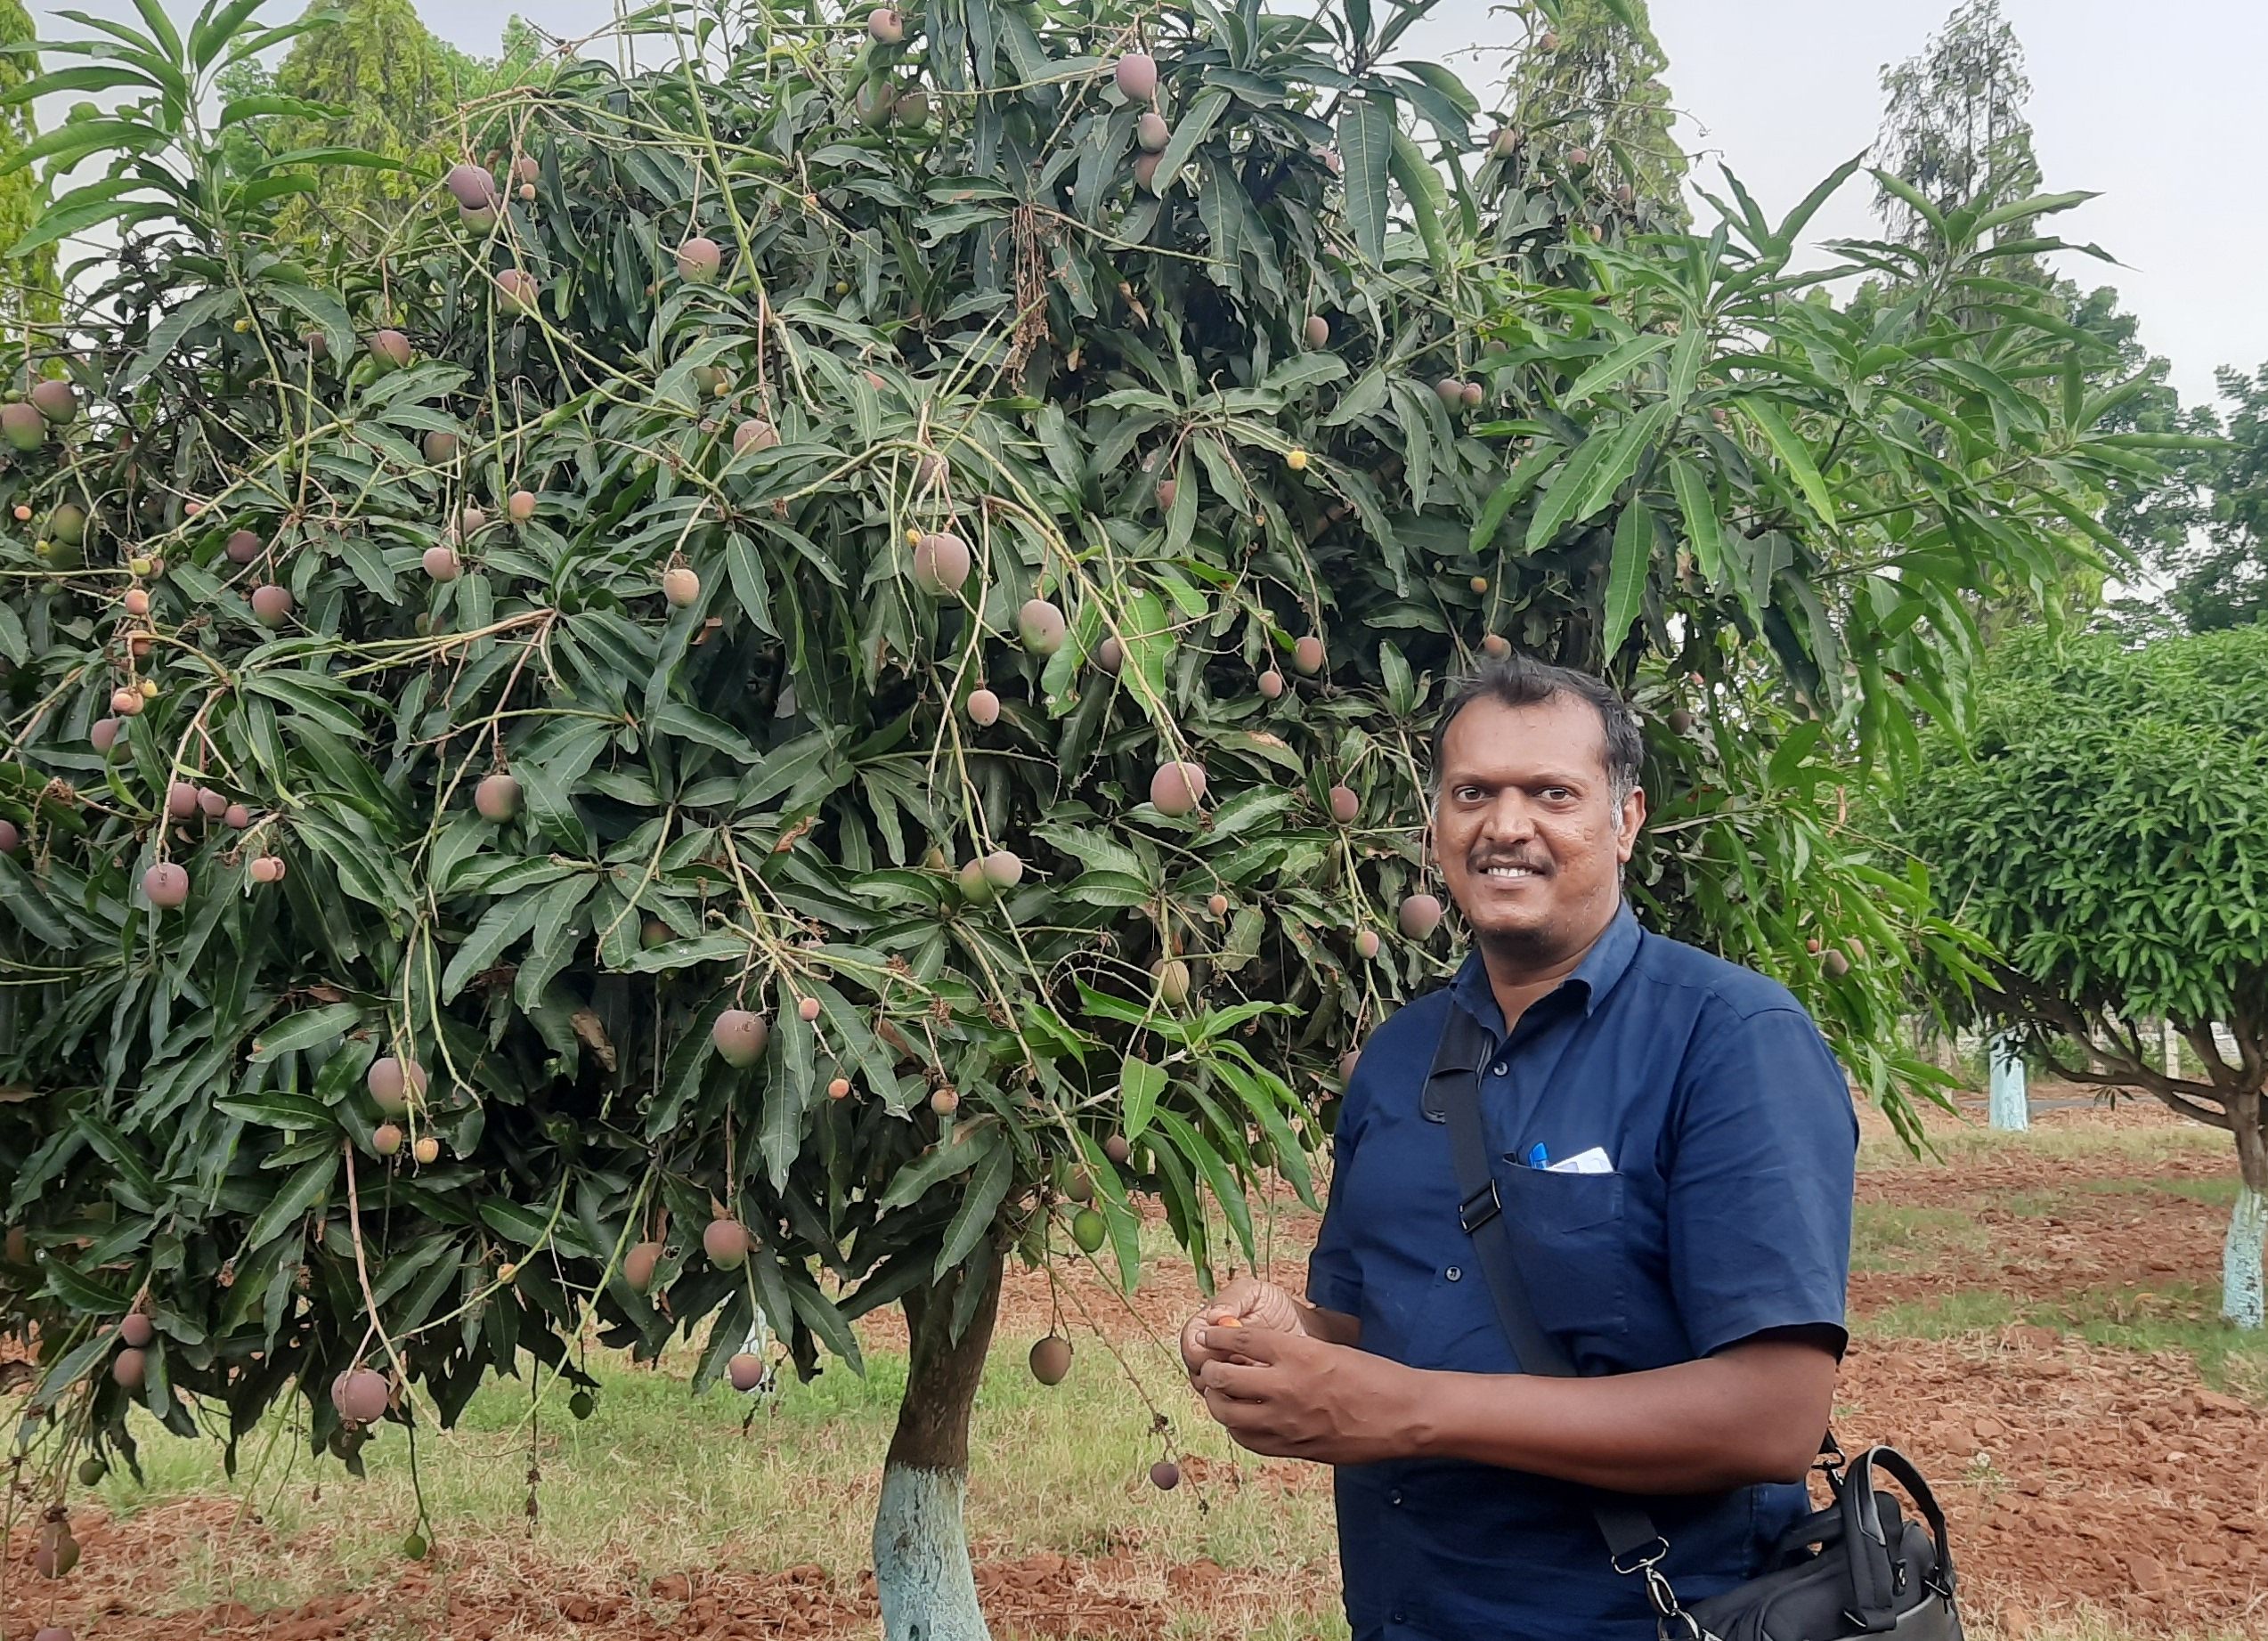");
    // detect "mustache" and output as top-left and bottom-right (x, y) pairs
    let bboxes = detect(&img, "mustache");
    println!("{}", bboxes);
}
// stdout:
(1467, 852), (1550, 873)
